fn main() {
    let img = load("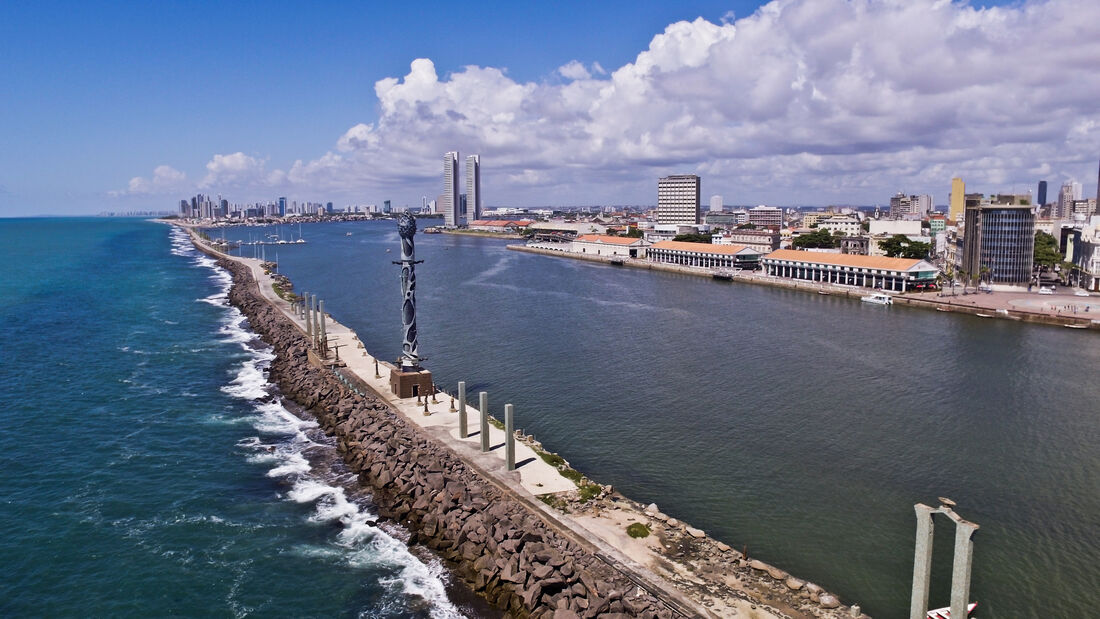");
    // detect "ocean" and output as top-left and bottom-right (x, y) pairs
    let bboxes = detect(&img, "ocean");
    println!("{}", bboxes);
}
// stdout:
(0, 218), (483, 617)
